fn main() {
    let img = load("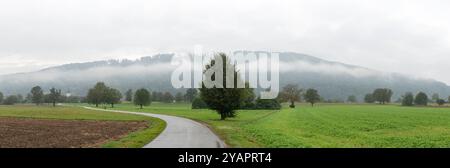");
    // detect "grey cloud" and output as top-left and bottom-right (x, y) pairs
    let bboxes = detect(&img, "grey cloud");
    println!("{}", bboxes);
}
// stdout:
(0, 0), (450, 84)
